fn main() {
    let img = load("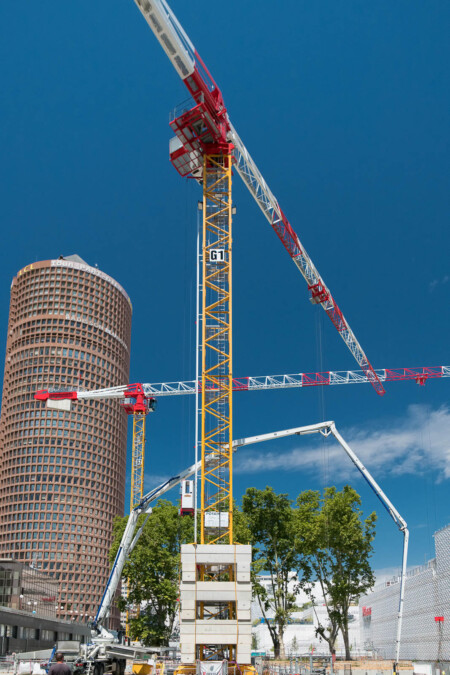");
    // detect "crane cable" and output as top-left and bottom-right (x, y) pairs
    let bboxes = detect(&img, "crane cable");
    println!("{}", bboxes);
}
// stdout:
(314, 306), (334, 630)
(315, 309), (329, 488)
(424, 389), (438, 552)
(181, 177), (195, 471)
(421, 386), (442, 658)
